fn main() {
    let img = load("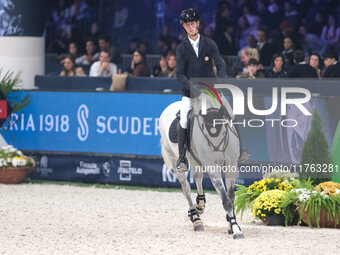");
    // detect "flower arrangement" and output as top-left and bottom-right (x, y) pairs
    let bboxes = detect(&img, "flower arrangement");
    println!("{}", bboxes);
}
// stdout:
(248, 178), (294, 193)
(252, 190), (285, 220)
(281, 180), (340, 228)
(315, 181), (340, 197)
(0, 145), (34, 169)
(235, 178), (295, 218)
